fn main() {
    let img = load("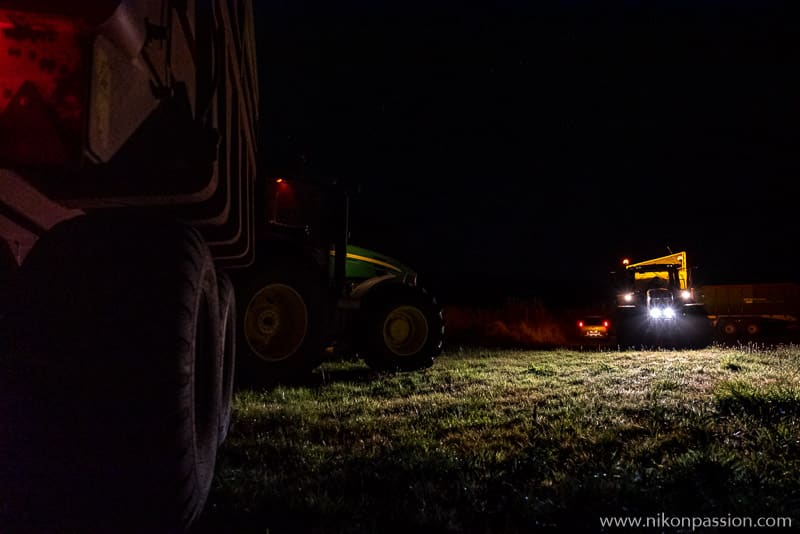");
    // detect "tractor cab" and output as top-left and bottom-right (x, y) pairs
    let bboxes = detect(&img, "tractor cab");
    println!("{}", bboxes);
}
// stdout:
(616, 252), (693, 308)
(613, 251), (714, 347)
